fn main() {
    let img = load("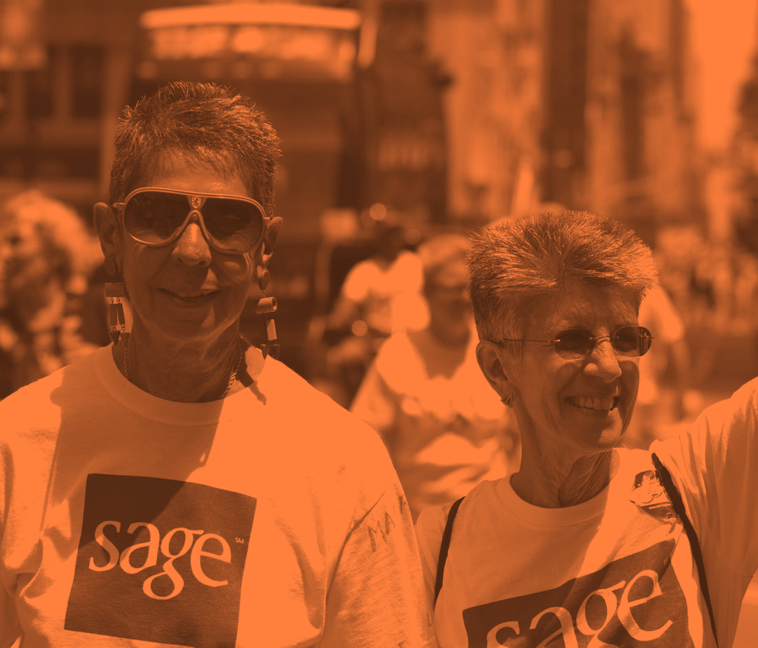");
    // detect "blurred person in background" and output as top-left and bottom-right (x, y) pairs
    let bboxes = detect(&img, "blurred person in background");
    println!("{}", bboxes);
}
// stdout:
(324, 212), (428, 404)
(0, 190), (102, 399)
(733, 245), (758, 334)
(326, 213), (427, 337)
(351, 233), (520, 520)
(0, 82), (431, 647)
(623, 283), (691, 449)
